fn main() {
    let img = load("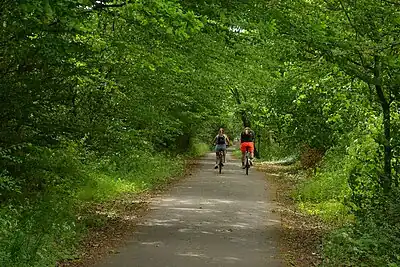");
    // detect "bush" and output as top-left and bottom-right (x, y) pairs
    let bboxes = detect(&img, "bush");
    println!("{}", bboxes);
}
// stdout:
(0, 197), (78, 267)
(322, 219), (400, 267)
(1, 142), (85, 201)
(295, 146), (352, 223)
(0, 143), (193, 266)
(187, 140), (210, 157)
(0, 142), (87, 266)
(297, 147), (350, 203)
(294, 119), (400, 266)
(258, 141), (298, 161)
